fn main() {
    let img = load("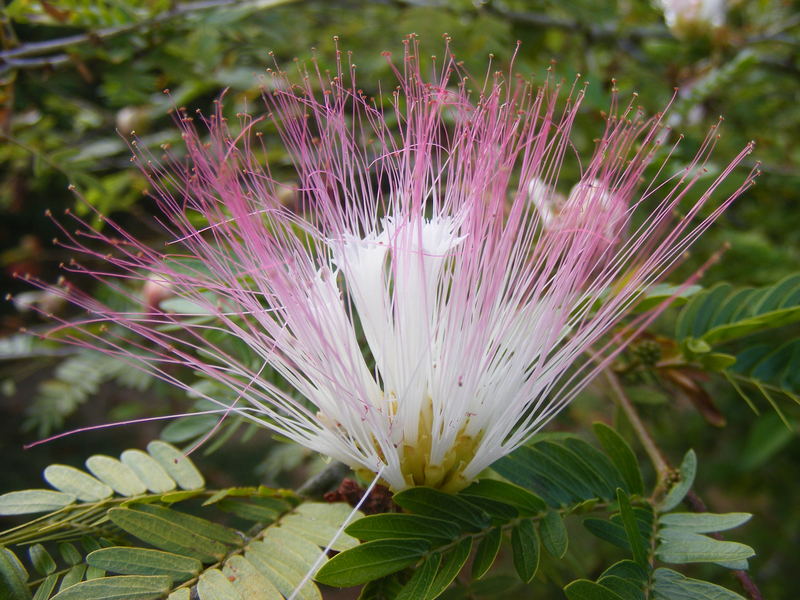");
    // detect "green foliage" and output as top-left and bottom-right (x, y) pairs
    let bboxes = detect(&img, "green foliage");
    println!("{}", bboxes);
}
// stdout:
(0, 441), (361, 600)
(314, 428), (752, 599)
(672, 274), (800, 419)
